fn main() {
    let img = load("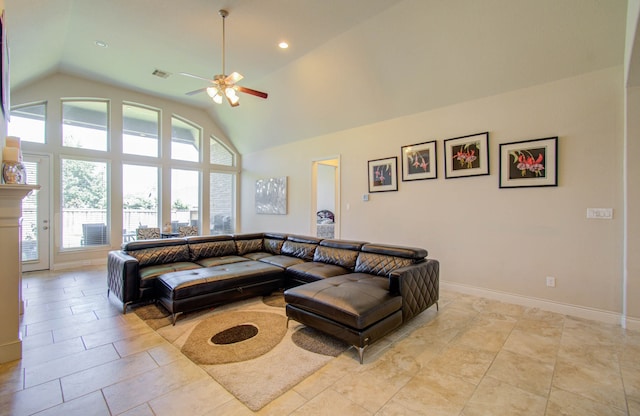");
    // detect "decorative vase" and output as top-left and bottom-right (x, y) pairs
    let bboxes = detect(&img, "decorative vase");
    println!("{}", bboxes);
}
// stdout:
(2, 161), (27, 184)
